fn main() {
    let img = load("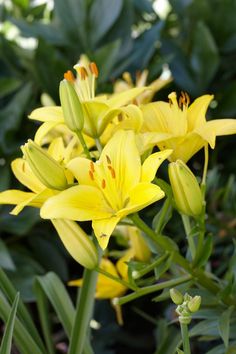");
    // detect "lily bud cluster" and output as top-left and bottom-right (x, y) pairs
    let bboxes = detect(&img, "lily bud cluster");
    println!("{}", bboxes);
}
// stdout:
(170, 288), (201, 324)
